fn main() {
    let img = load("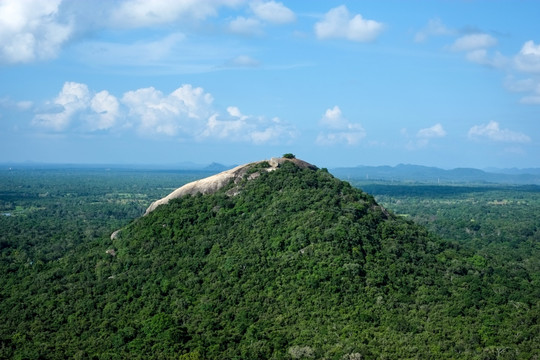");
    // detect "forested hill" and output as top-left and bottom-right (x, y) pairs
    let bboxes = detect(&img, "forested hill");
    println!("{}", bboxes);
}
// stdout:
(1, 159), (538, 359)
